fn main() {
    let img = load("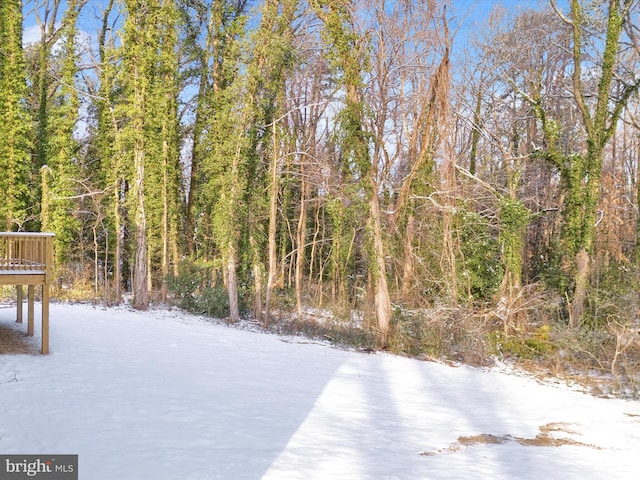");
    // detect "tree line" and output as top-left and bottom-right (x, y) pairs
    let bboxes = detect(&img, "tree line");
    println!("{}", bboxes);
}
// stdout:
(2, 0), (640, 351)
